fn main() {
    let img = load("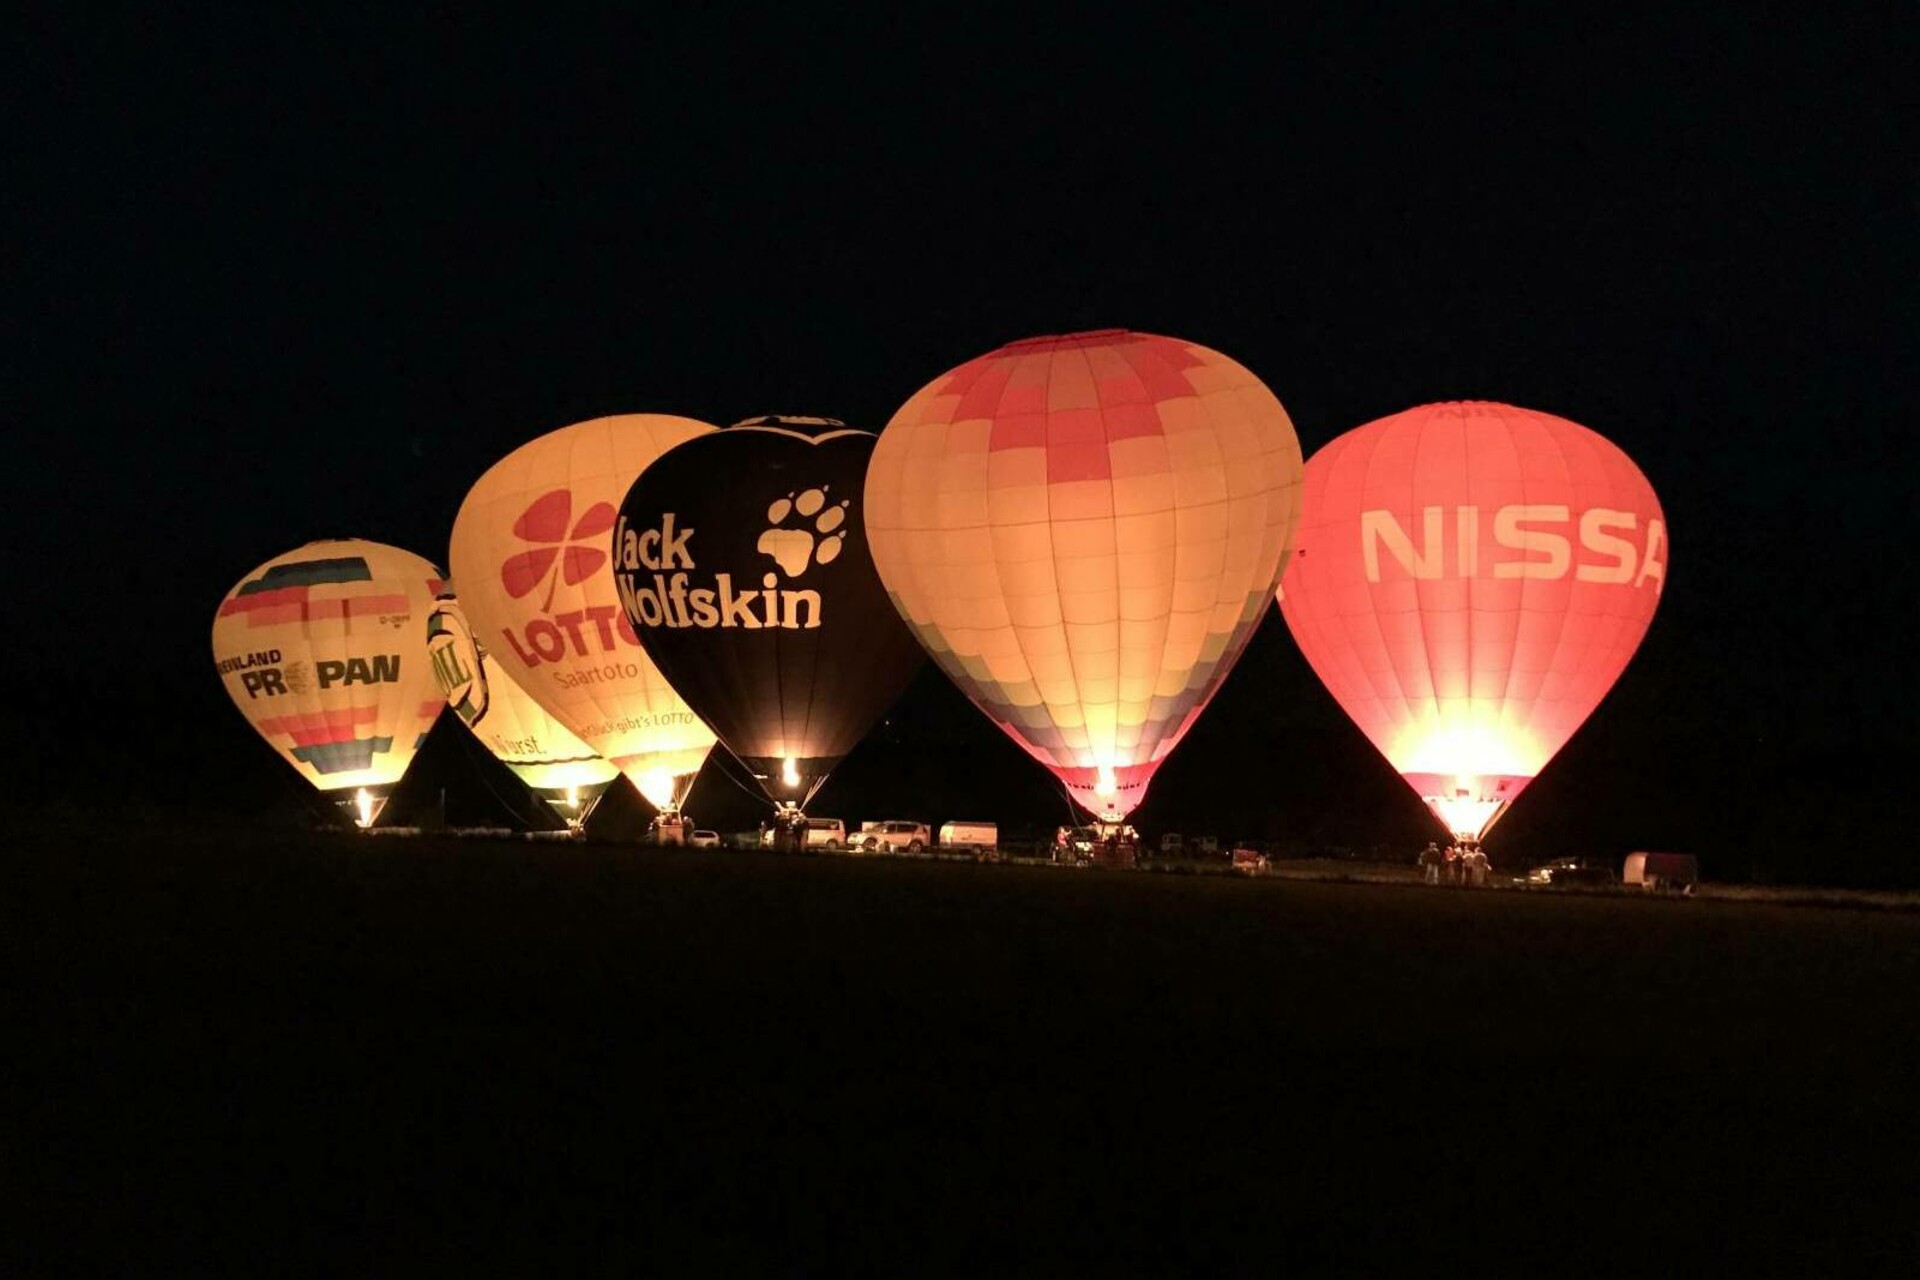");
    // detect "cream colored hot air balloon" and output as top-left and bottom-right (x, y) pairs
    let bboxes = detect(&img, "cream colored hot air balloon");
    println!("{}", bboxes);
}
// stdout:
(426, 589), (622, 825)
(866, 330), (1303, 822)
(449, 414), (719, 812)
(212, 539), (447, 827)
